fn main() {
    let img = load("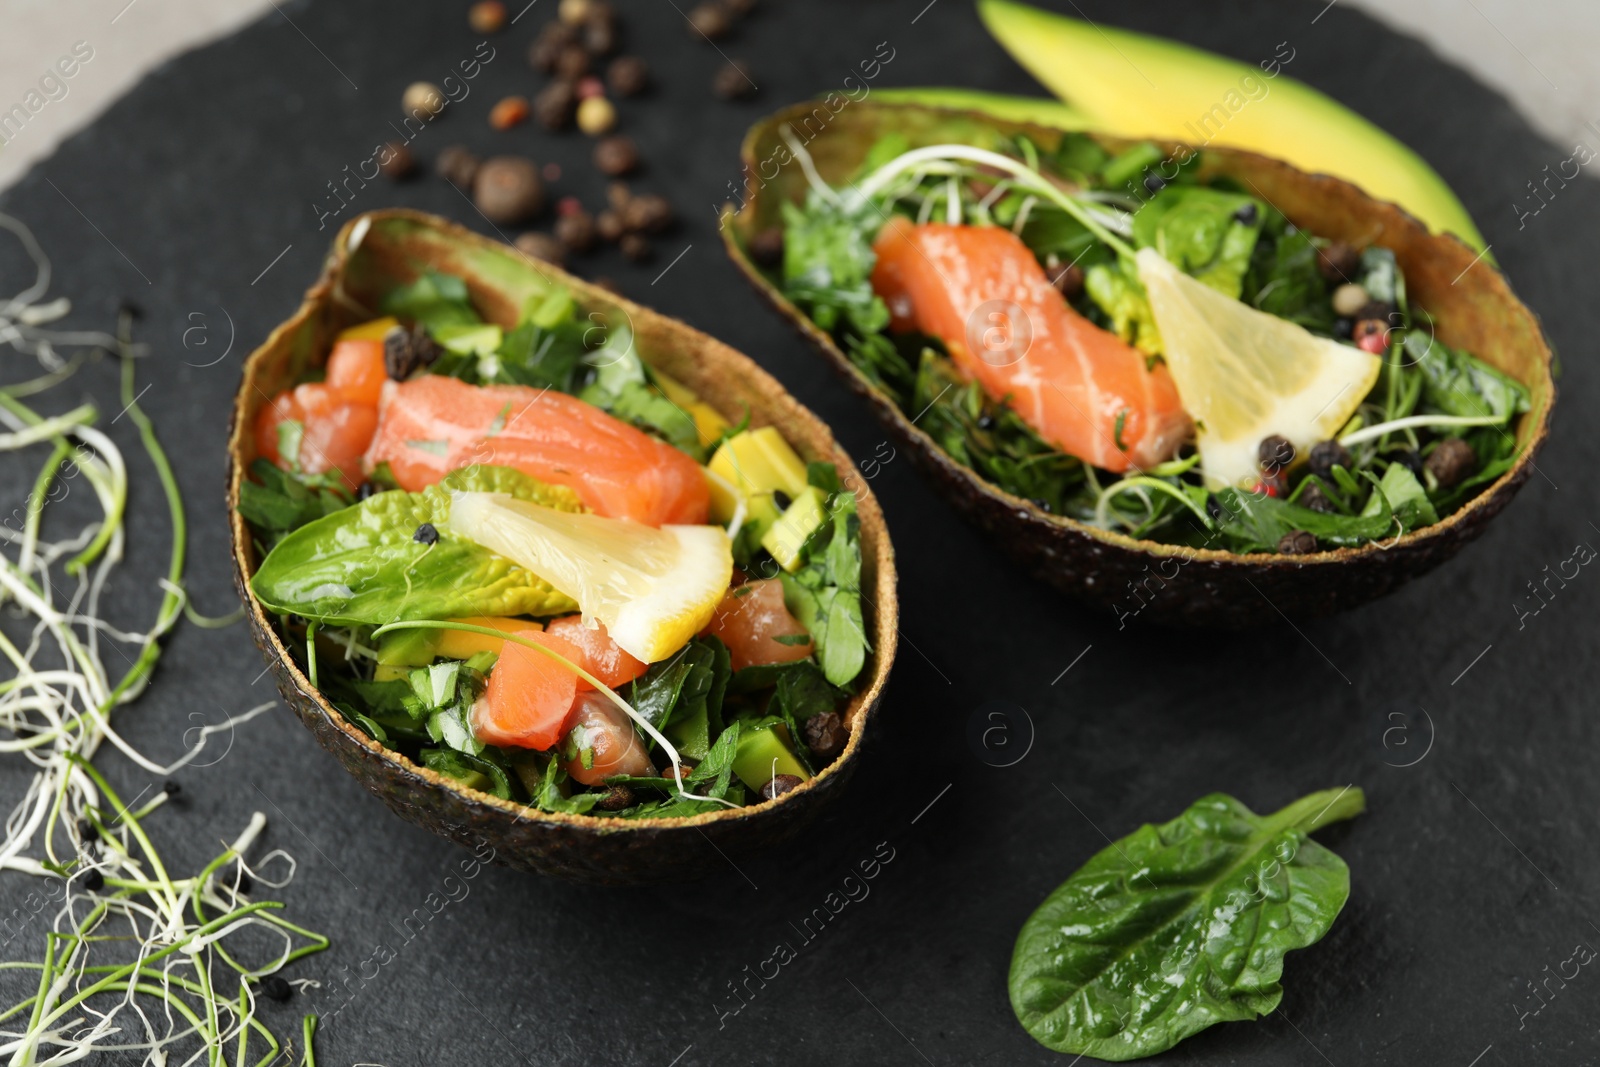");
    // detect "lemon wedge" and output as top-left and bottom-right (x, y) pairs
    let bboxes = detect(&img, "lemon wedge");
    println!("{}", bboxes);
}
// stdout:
(1136, 248), (1381, 489)
(447, 492), (732, 663)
